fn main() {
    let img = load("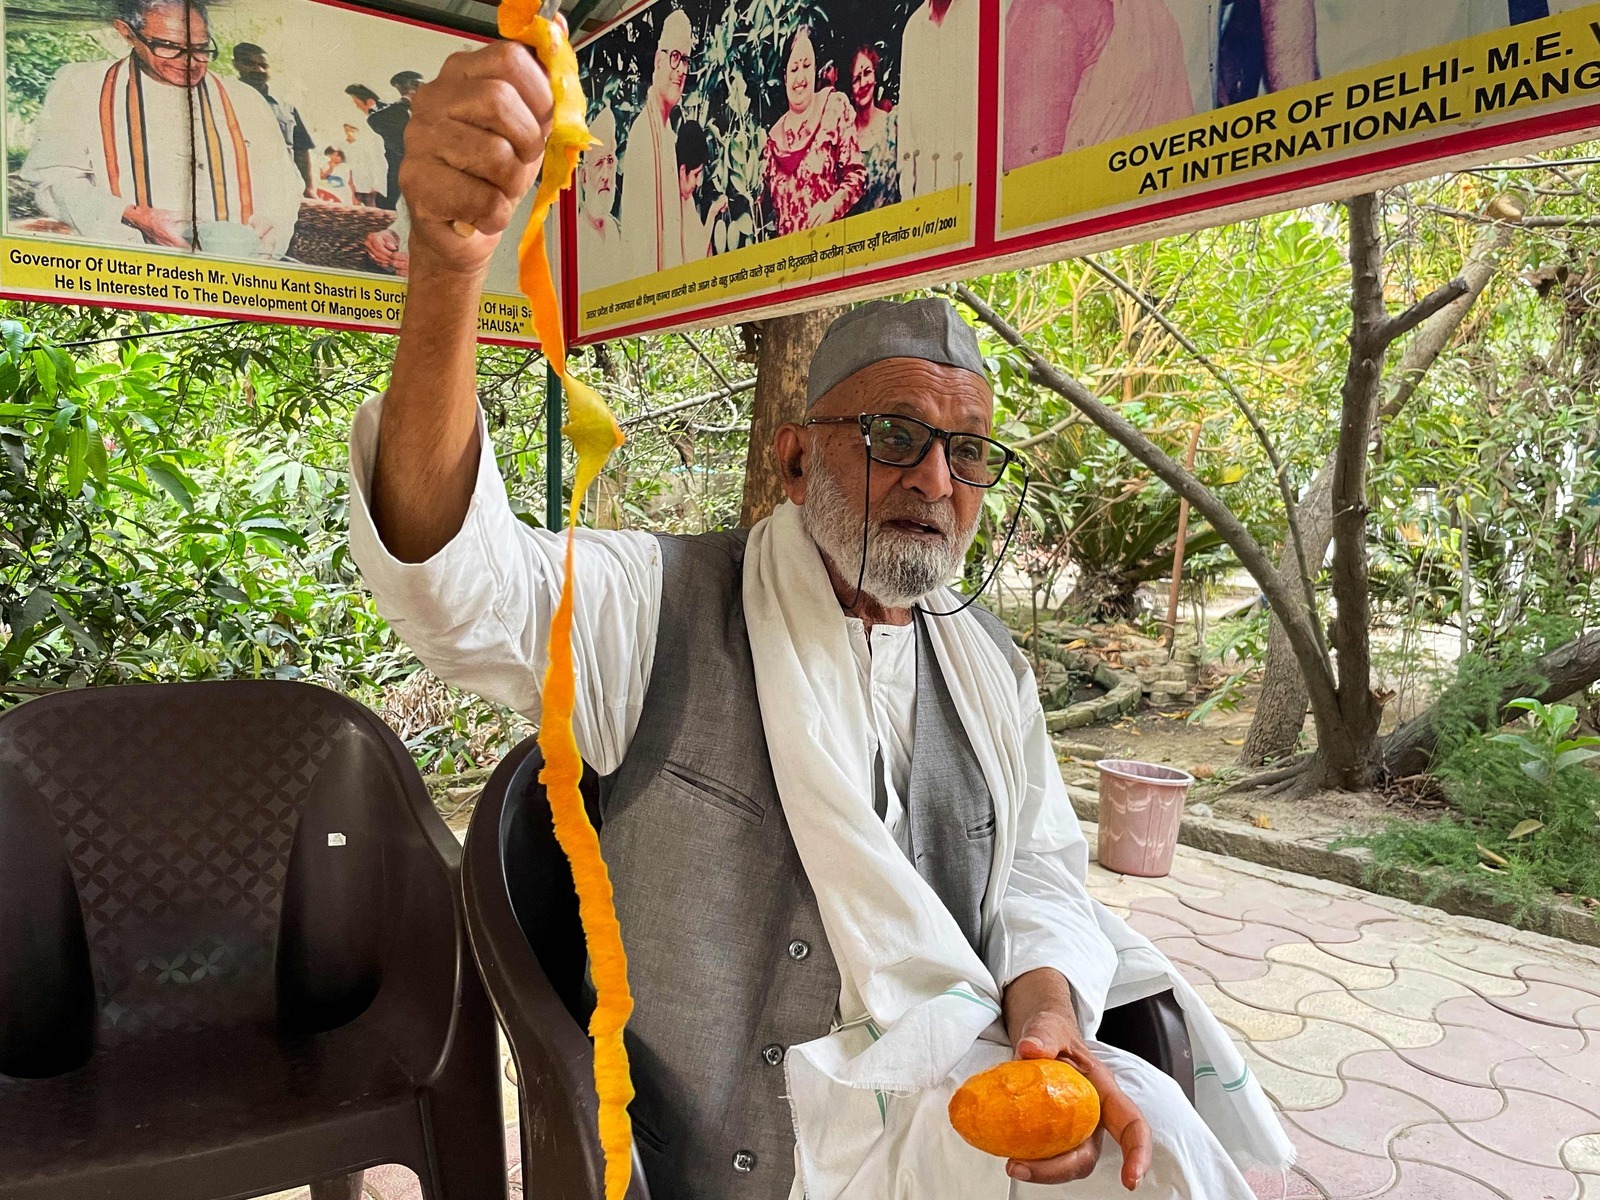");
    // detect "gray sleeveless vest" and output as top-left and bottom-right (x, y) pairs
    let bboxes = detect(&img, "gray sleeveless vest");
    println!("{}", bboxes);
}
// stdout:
(597, 530), (1012, 1200)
